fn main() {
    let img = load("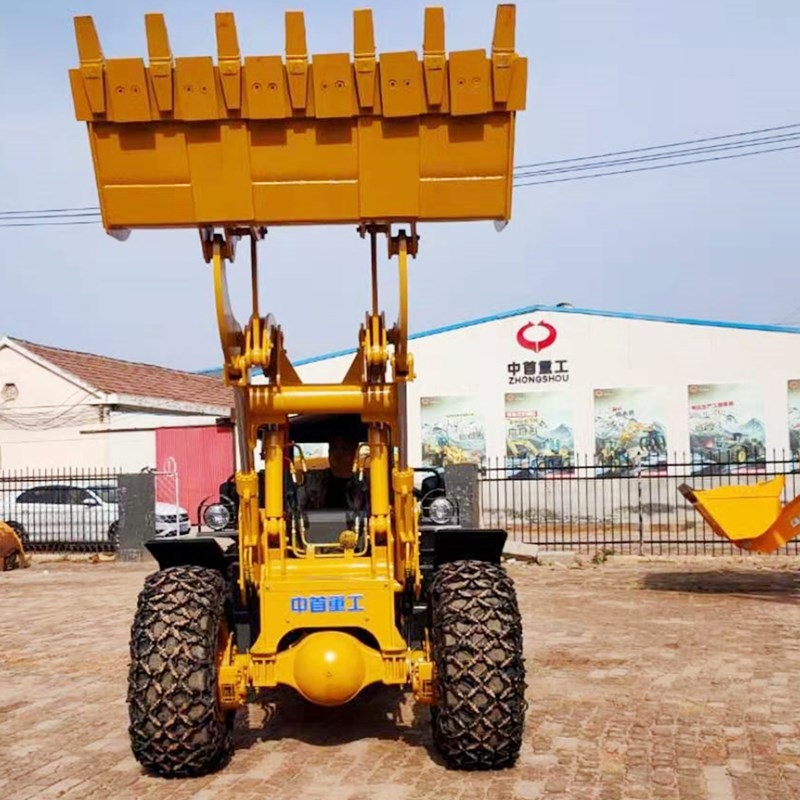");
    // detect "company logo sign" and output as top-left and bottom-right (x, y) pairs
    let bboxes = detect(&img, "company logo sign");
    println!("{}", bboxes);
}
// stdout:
(516, 320), (557, 352)
(507, 318), (570, 385)
(290, 593), (364, 613)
